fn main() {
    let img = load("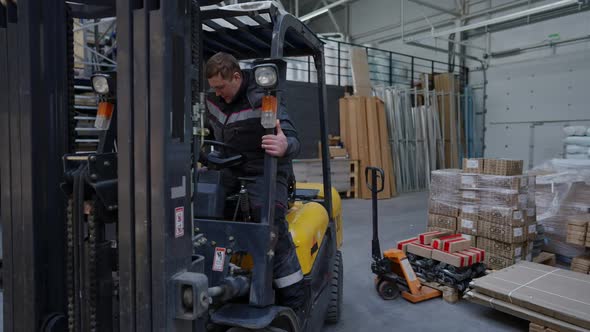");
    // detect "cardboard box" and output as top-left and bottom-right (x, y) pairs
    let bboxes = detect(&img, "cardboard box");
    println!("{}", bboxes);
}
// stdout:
(477, 237), (524, 260)
(471, 261), (590, 329)
(466, 247), (486, 263)
(463, 158), (484, 173)
(484, 253), (521, 270)
(479, 206), (525, 226)
(461, 233), (477, 247)
(460, 204), (479, 221)
(443, 238), (471, 253)
(428, 199), (459, 217)
(460, 189), (479, 203)
(418, 230), (452, 245)
(427, 226), (455, 233)
(430, 169), (461, 202)
(483, 159), (523, 176)
(478, 220), (526, 243)
(566, 230), (587, 246)
(478, 174), (527, 191)
(432, 247), (484, 267)
(460, 174), (478, 189)
(427, 213), (457, 231)
(406, 243), (433, 259)
(432, 234), (462, 251)
(479, 189), (527, 209)
(396, 237), (418, 253)
(571, 255), (590, 274)
(432, 249), (471, 267)
(459, 217), (478, 236)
